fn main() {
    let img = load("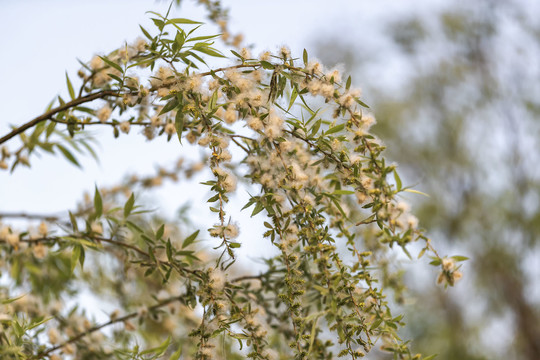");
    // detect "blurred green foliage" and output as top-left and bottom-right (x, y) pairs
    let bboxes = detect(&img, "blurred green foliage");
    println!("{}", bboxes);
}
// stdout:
(313, 1), (540, 359)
